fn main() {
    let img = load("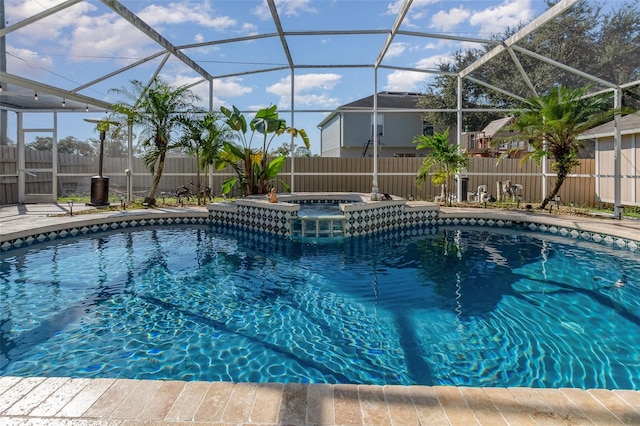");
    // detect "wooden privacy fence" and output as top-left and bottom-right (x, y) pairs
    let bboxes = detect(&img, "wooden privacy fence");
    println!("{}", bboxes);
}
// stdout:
(0, 146), (596, 206)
